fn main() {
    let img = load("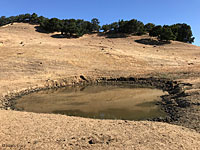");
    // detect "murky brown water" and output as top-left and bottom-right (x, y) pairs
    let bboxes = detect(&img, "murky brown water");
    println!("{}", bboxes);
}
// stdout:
(15, 85), (167, 120)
